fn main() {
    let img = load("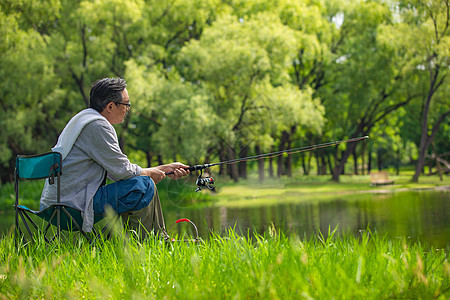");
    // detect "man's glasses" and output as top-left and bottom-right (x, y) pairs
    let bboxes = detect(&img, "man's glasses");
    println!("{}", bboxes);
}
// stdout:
(116, 101), (131, 110)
